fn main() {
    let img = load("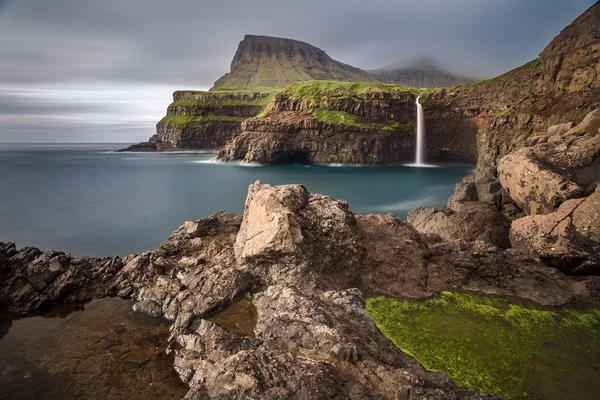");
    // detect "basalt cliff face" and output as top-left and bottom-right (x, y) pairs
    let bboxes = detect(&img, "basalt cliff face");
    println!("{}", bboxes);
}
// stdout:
(2, 181), (597, 399)
(211, 35), (375, 91)
(219, 81), (477, 164)
(119, 91), (271, 152)
(421, 1), (600, 170)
